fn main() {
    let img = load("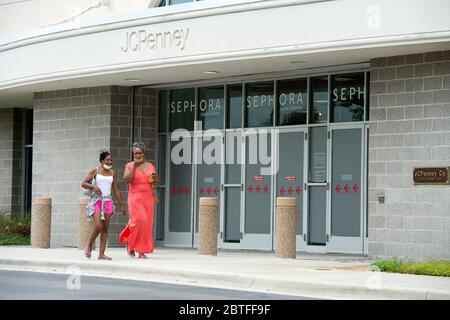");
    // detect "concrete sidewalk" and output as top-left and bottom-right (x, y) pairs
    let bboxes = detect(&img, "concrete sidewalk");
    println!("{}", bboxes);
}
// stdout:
(0, 246), (449, 300)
